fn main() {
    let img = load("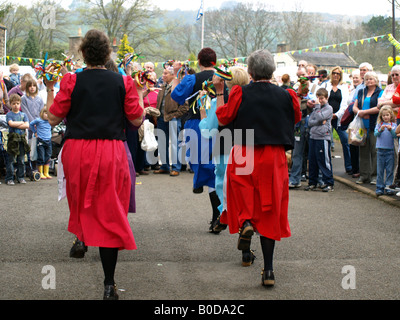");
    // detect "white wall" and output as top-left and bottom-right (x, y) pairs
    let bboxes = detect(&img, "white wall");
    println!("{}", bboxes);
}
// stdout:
(0, 65), (36, 78)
